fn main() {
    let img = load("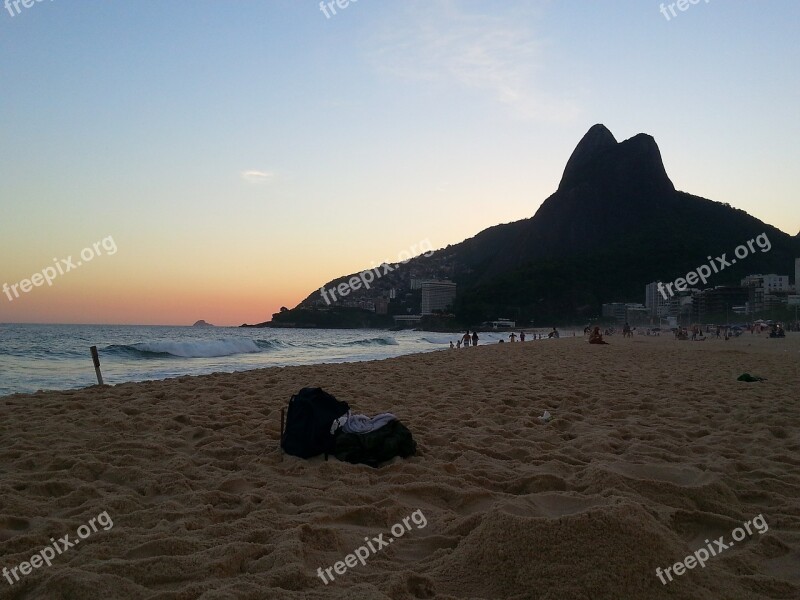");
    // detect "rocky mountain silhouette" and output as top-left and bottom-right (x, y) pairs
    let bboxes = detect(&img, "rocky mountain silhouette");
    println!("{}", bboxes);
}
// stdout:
(285, 125), (799, 325)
